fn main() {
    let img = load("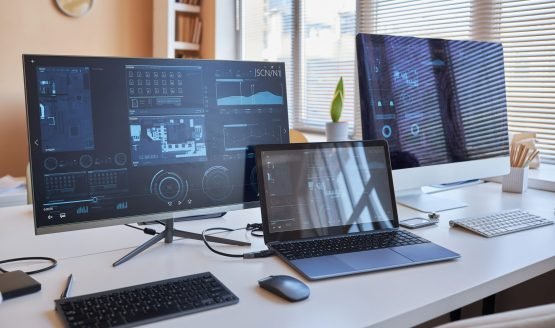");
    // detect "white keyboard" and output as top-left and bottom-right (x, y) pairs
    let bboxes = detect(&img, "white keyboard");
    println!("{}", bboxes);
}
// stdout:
(449, 209), (553, 238)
